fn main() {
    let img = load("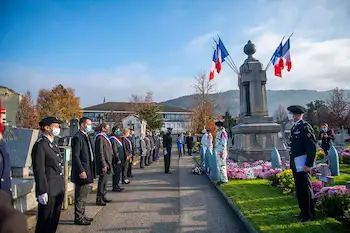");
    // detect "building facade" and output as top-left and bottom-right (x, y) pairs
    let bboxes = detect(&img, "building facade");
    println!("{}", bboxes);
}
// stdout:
(82, 102), (192, 134)
(0, 86), (22, 126)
